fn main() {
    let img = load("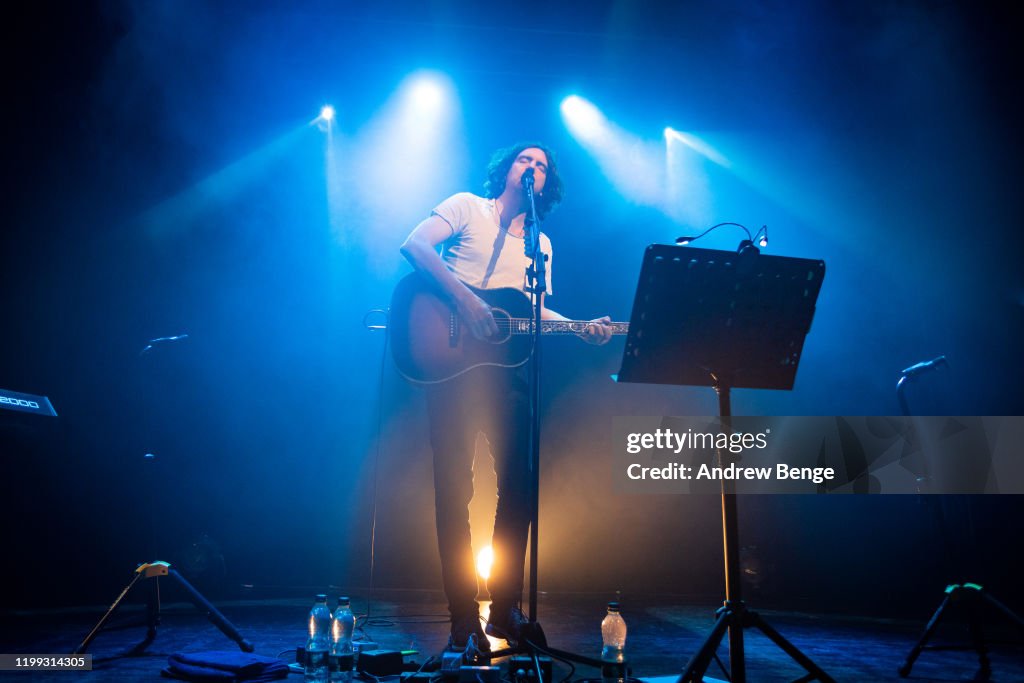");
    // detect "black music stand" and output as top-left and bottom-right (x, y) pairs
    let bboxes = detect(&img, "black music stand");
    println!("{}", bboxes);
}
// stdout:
(616, 244), (833, 683)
